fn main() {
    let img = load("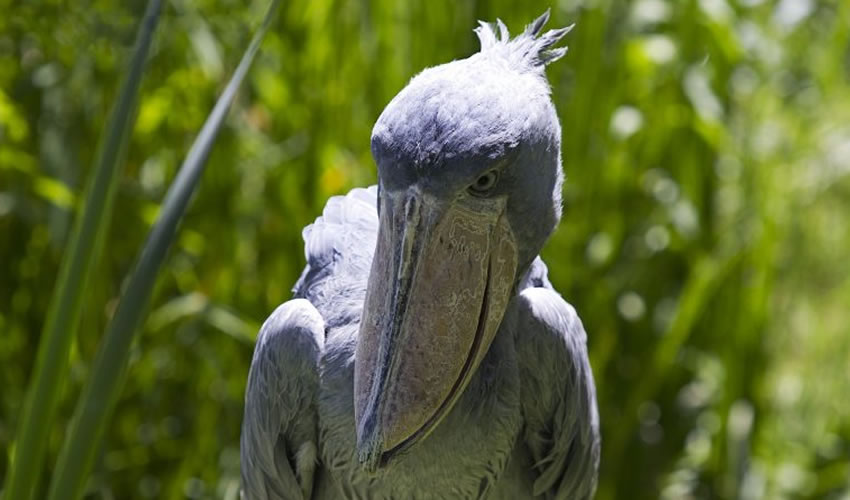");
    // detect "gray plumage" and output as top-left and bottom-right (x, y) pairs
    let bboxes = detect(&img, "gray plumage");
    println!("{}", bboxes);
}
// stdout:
(242, 11), (600, 499)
